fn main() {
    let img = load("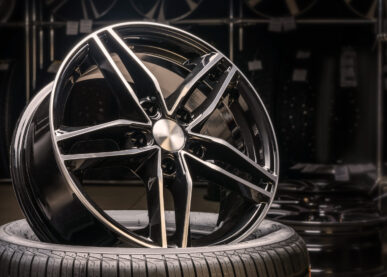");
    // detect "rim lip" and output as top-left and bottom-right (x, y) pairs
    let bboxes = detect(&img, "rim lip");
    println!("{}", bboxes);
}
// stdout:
(10, 82), (55, 243)
(49, 21), (279, 248)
